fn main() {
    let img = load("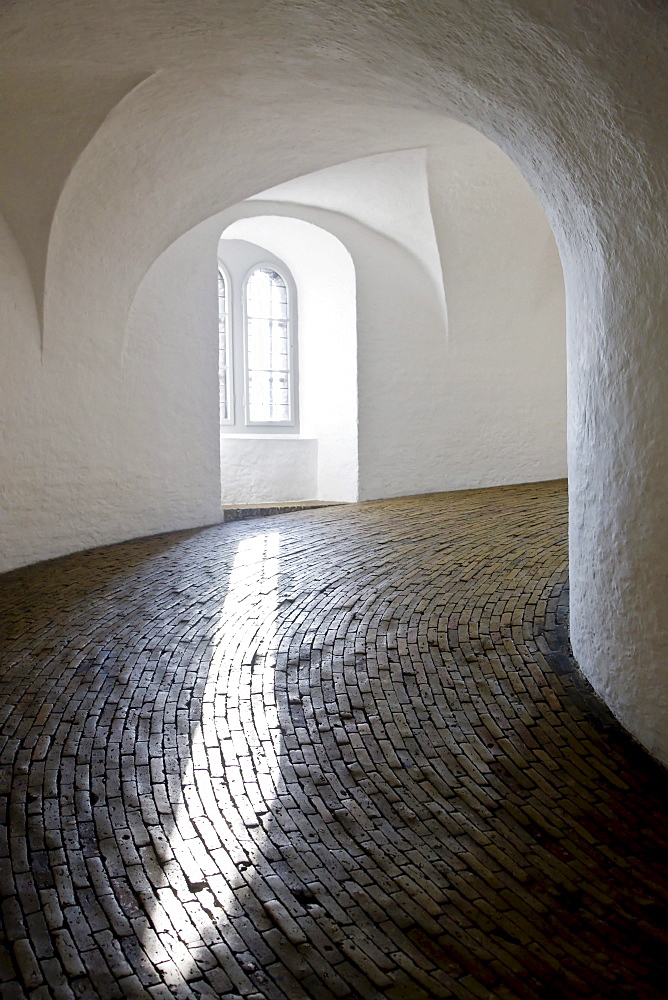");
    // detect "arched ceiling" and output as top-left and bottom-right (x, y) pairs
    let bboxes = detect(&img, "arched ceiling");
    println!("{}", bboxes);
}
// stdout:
(0, 0), (665, 341)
